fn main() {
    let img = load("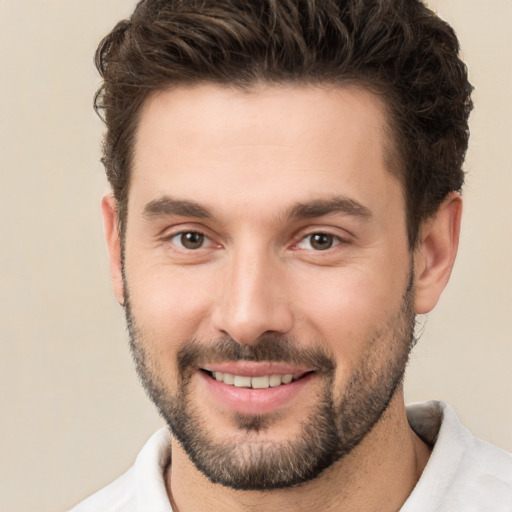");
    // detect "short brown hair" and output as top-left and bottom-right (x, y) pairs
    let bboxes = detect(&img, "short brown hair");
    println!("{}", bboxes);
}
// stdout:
(95, 0), (473, 247)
